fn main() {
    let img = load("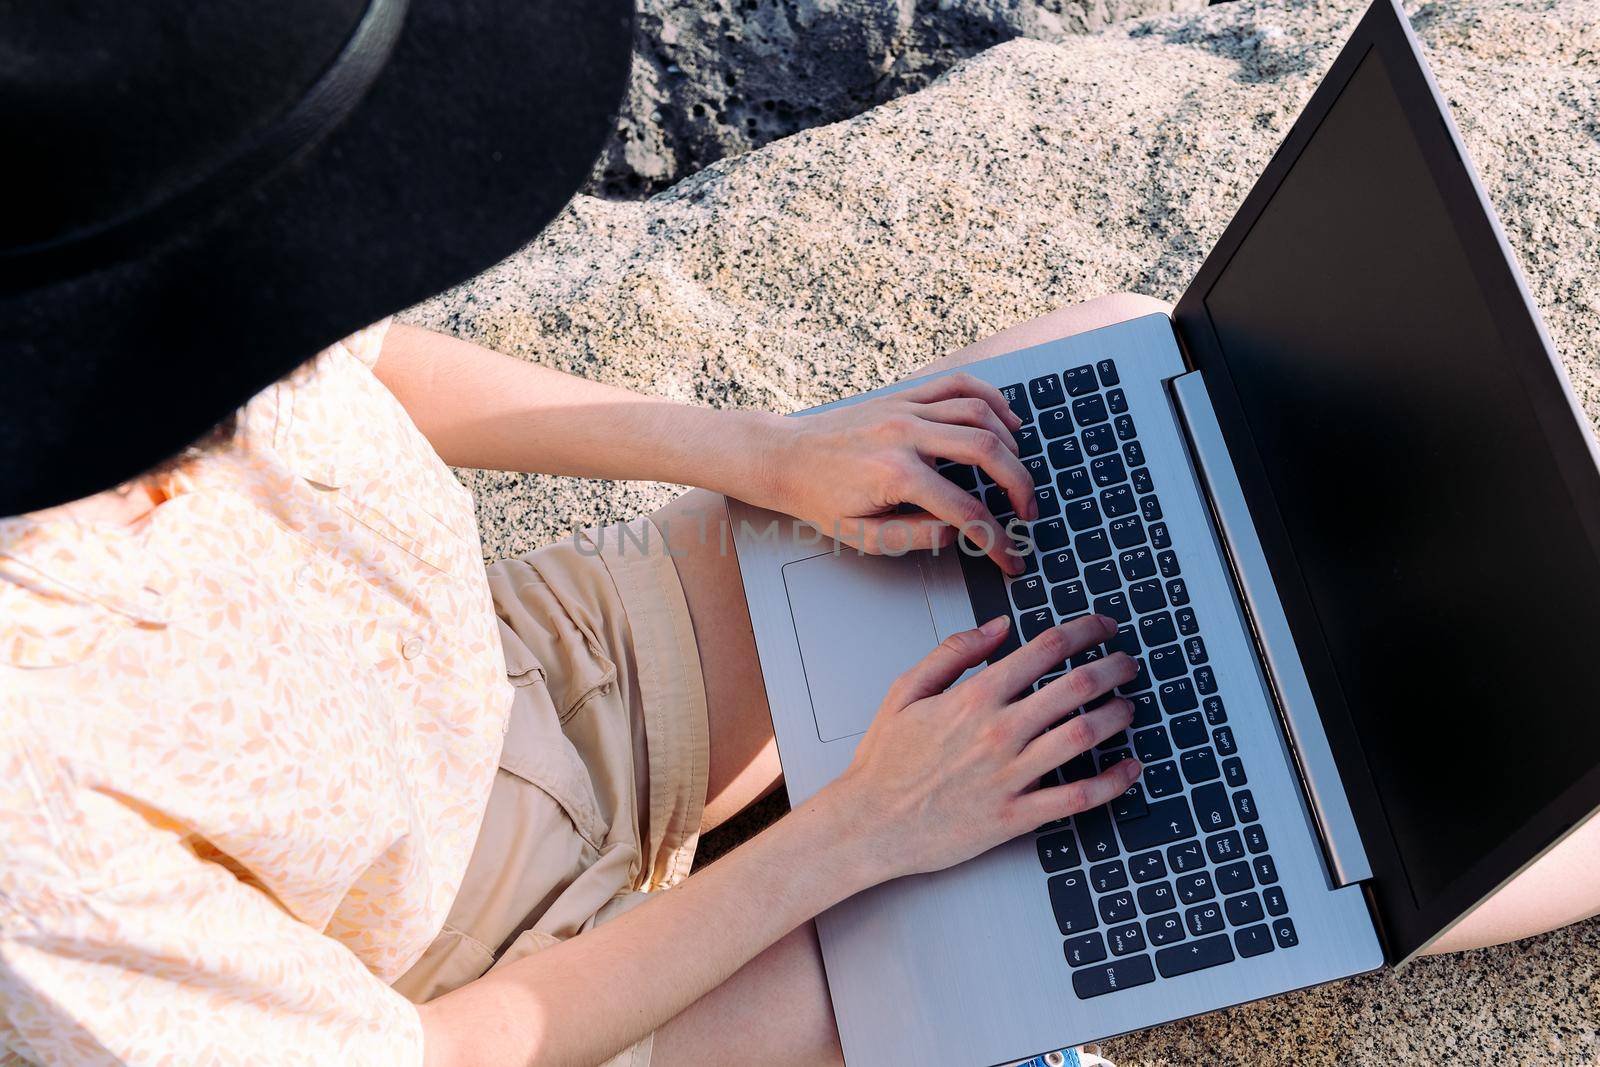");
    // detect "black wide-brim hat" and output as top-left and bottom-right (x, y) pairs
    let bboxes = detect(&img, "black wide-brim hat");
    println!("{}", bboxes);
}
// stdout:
(0, 0), (633, 516)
